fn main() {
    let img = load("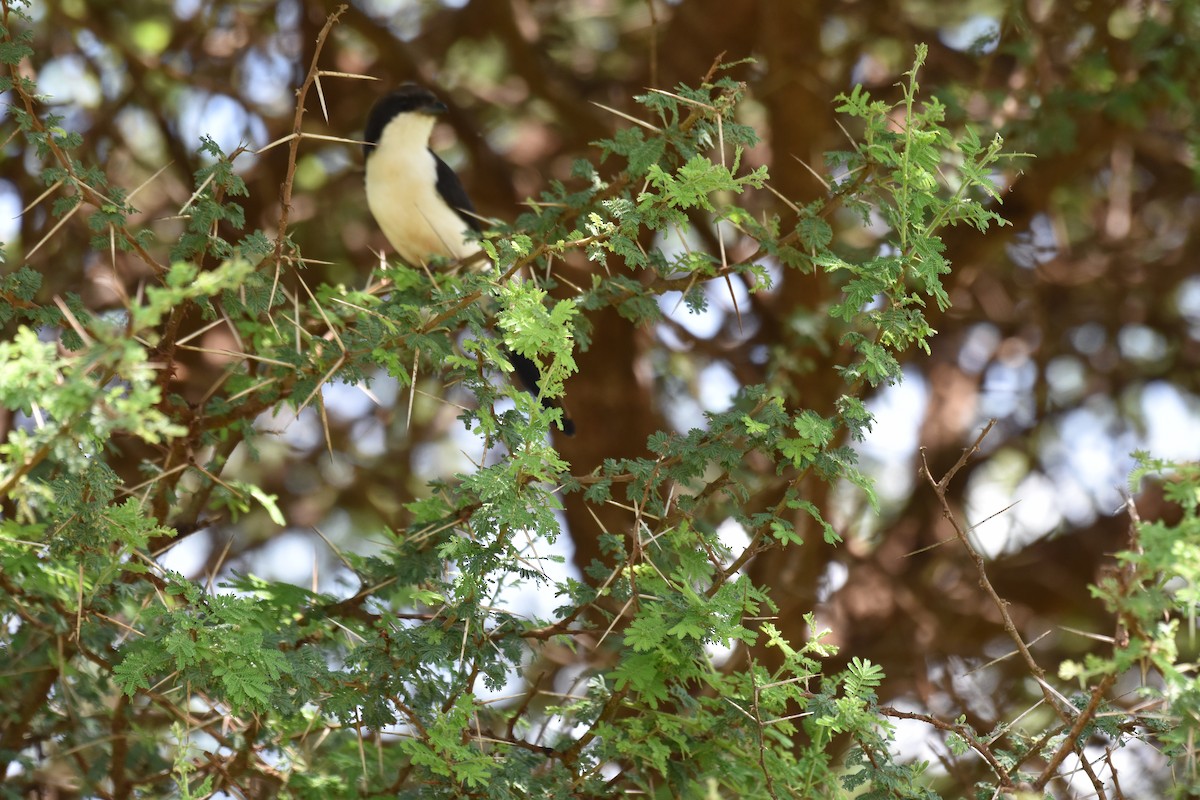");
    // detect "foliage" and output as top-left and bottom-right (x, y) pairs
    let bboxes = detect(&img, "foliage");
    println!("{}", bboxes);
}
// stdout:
(2, 2), (1199, 799)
